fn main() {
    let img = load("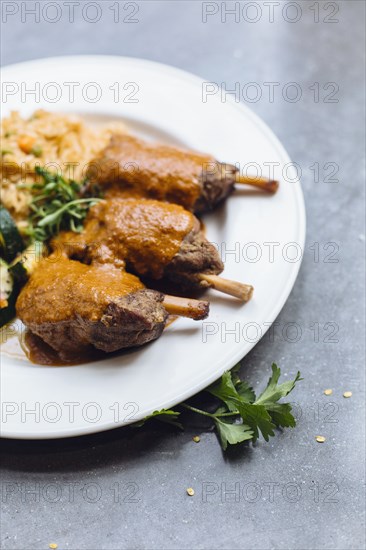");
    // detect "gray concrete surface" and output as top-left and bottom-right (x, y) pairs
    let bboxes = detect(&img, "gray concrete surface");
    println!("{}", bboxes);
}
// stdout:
(1, 1), (365, 549)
